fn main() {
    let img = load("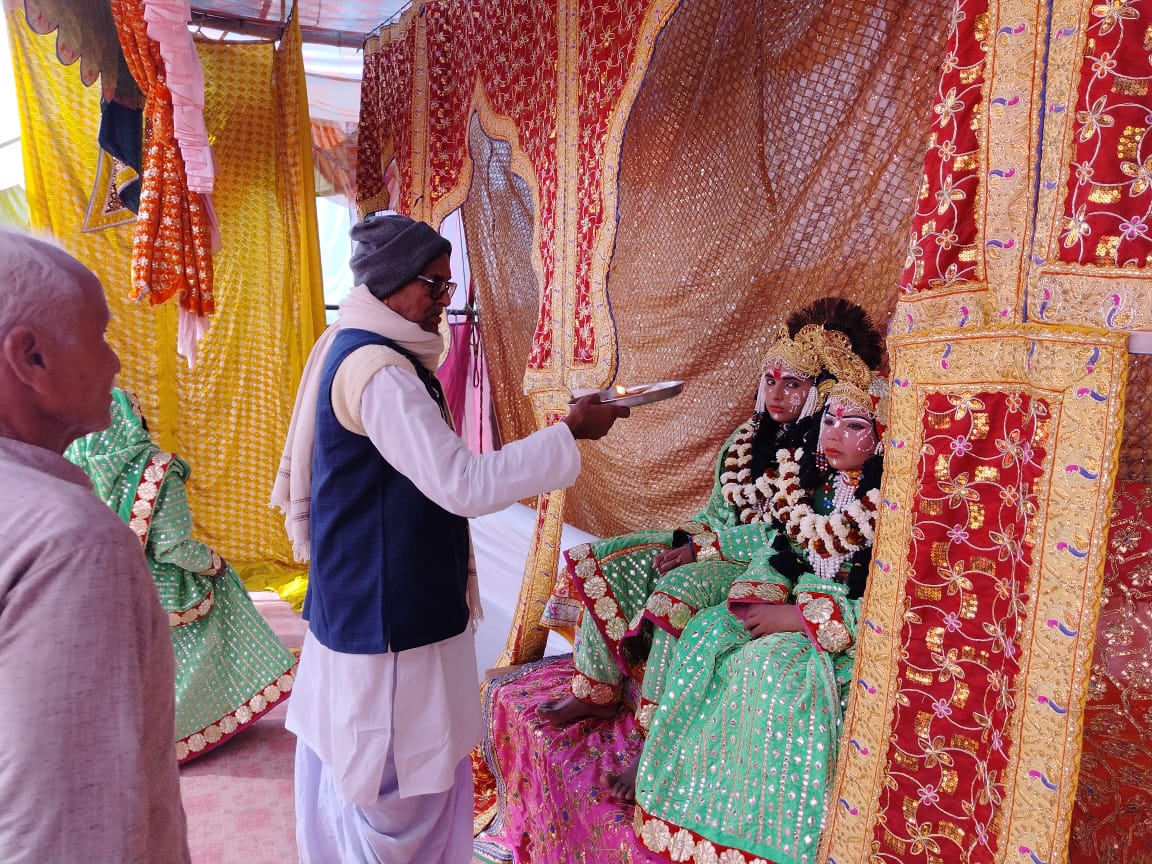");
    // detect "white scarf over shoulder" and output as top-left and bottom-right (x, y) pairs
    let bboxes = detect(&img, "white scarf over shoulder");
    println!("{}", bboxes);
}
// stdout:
(271, 283), (443, 561)
(271, 284), (481, 625)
